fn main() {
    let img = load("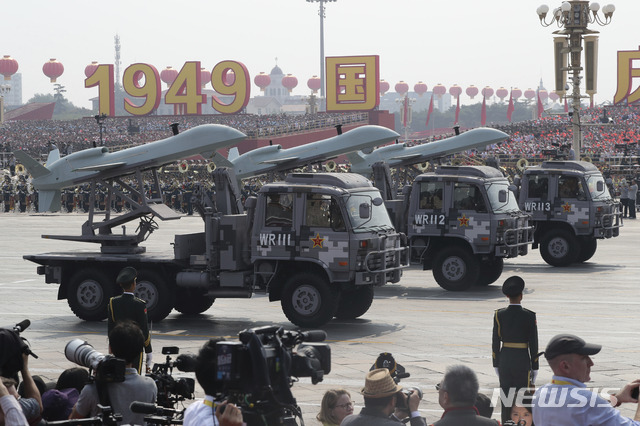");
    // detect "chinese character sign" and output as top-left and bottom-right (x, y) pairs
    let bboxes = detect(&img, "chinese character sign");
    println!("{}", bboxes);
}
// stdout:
(326, 55), (379, 111)
(614, 46), (640, 105)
